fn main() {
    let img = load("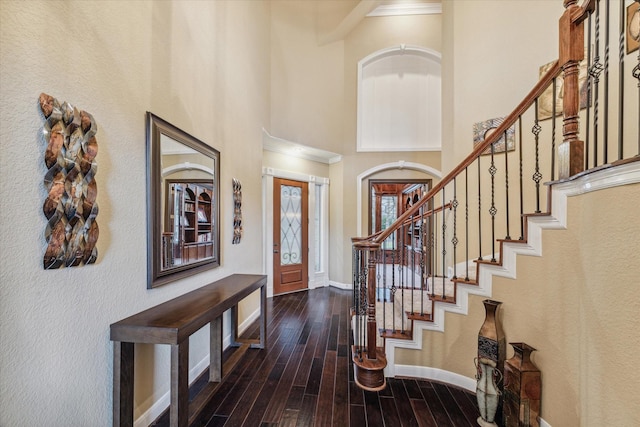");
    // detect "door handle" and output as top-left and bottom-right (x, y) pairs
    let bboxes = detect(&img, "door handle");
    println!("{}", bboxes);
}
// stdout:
(273, 250), (279, 254)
